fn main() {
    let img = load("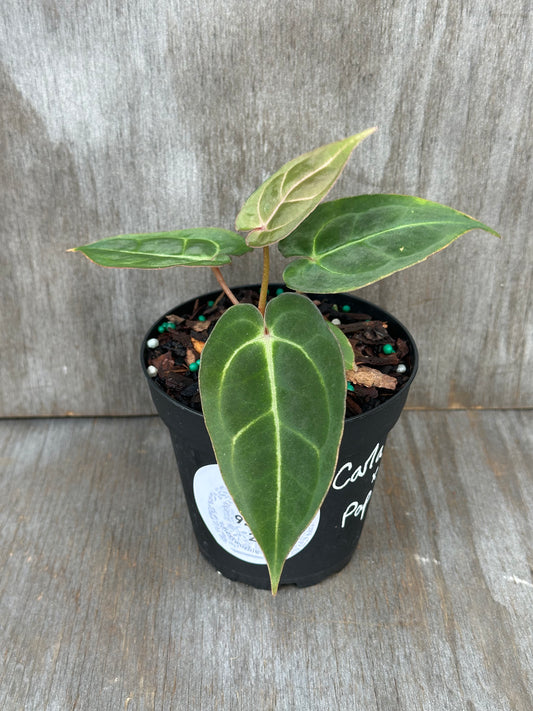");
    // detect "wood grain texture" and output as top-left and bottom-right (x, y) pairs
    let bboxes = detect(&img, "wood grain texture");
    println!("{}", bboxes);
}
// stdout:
(0, 411), (532, 710)
(0, 1), (531, 415)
